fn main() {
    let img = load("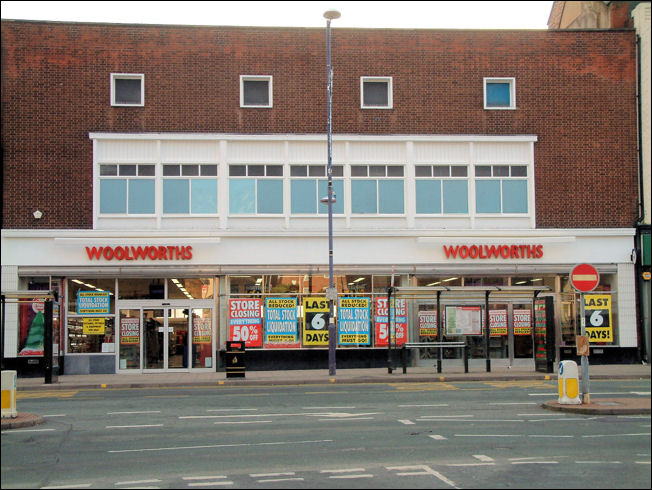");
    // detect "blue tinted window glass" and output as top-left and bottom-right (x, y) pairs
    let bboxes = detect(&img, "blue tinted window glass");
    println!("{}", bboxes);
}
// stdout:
(100, 179), (127, 214)
(317, 179), (344, 215)
(257, 179), (283, 214)
(476, 180), (501, 213)
(502, 180), (528, 213)
(128, 179), (155, 214)
(229, 179), (255, 214)
(486, 82), (511, 107)
(352, 180), (377, 213)
(291, 180), (317, 214)
(379, 180), (404, 214)
(443, 180), (469, 214)
(191, 179), (218, 214)
(163, 179), (189, 214)
(416, 180), (442, 214)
